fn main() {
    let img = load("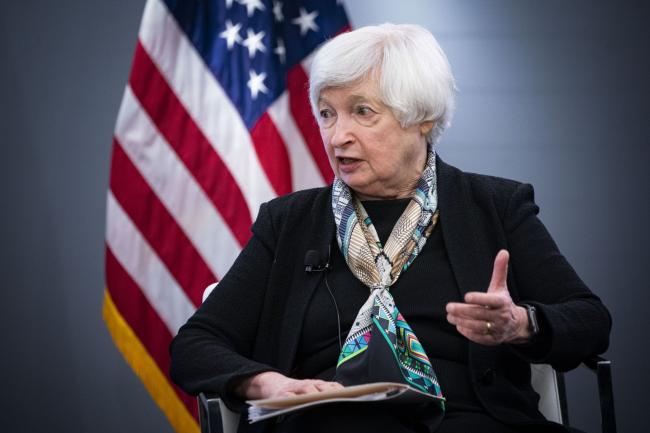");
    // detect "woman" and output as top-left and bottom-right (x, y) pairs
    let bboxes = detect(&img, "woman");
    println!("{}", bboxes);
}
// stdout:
(170, 24), (611, 433)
